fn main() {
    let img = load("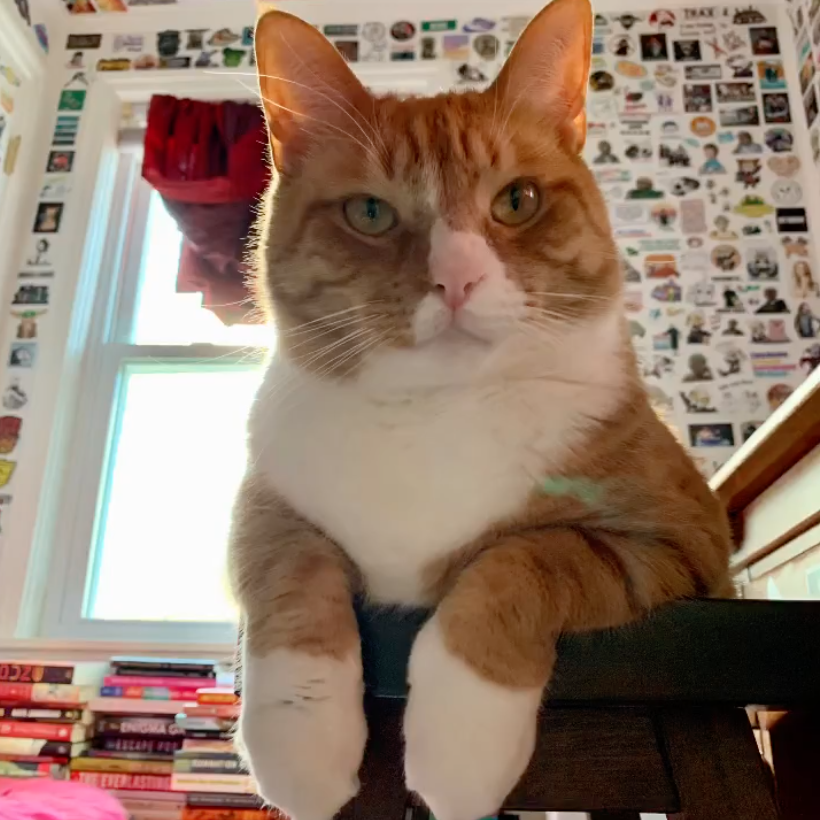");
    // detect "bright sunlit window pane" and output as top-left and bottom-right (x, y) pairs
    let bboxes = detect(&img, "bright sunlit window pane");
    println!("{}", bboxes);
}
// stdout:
(88, 365), (262, 621)
(132, 189), (272, 348)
